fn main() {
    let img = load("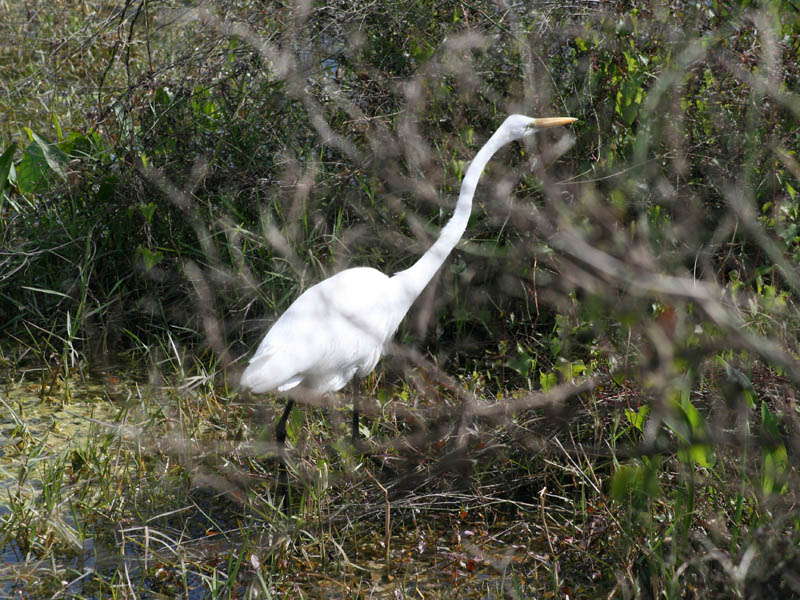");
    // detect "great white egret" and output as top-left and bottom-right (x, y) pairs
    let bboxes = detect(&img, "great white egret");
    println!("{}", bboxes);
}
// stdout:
(241, 114), (576, 447)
